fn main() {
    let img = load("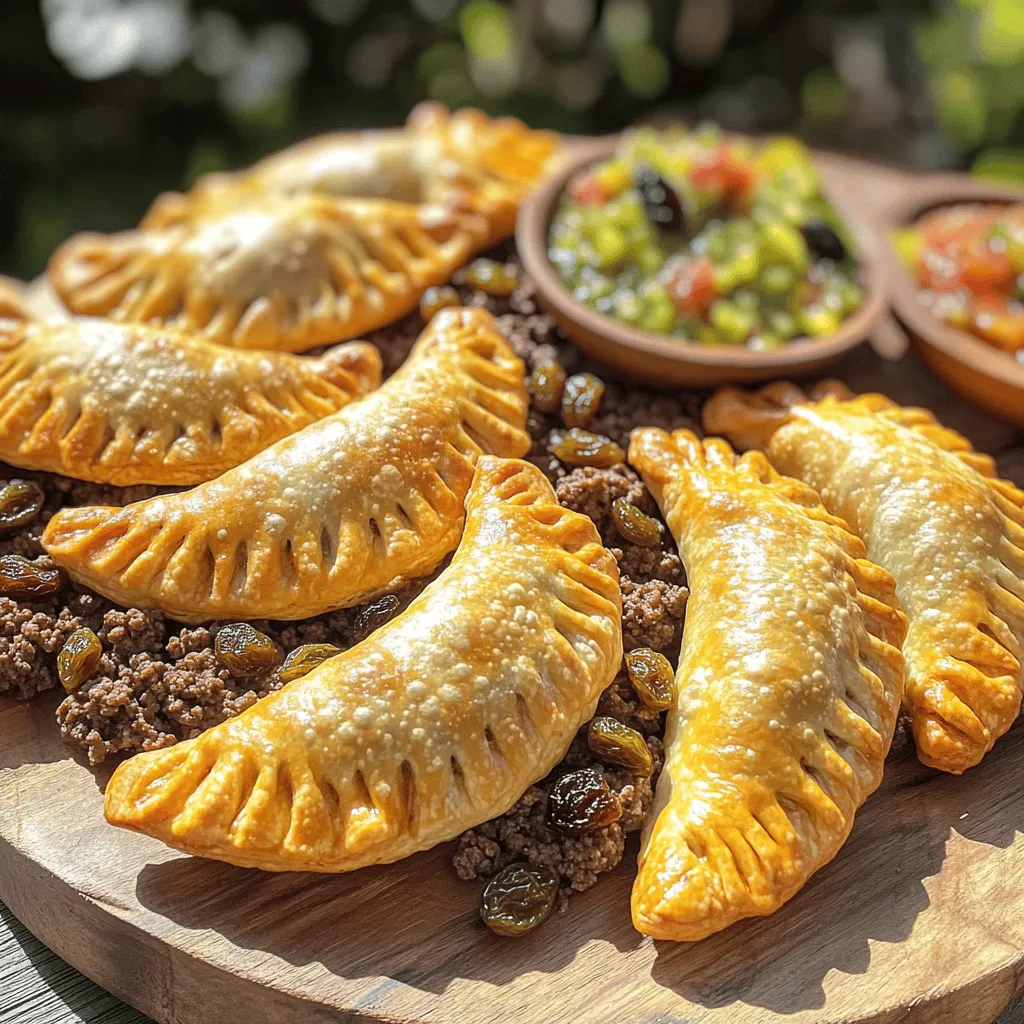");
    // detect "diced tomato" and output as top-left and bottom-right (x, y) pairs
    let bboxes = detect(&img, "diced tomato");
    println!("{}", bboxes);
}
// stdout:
(961, 245), (1014, 291)
(667, 256), (716, 316)
(690, 145), (760, 202)
(567, 172), (607, 206)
